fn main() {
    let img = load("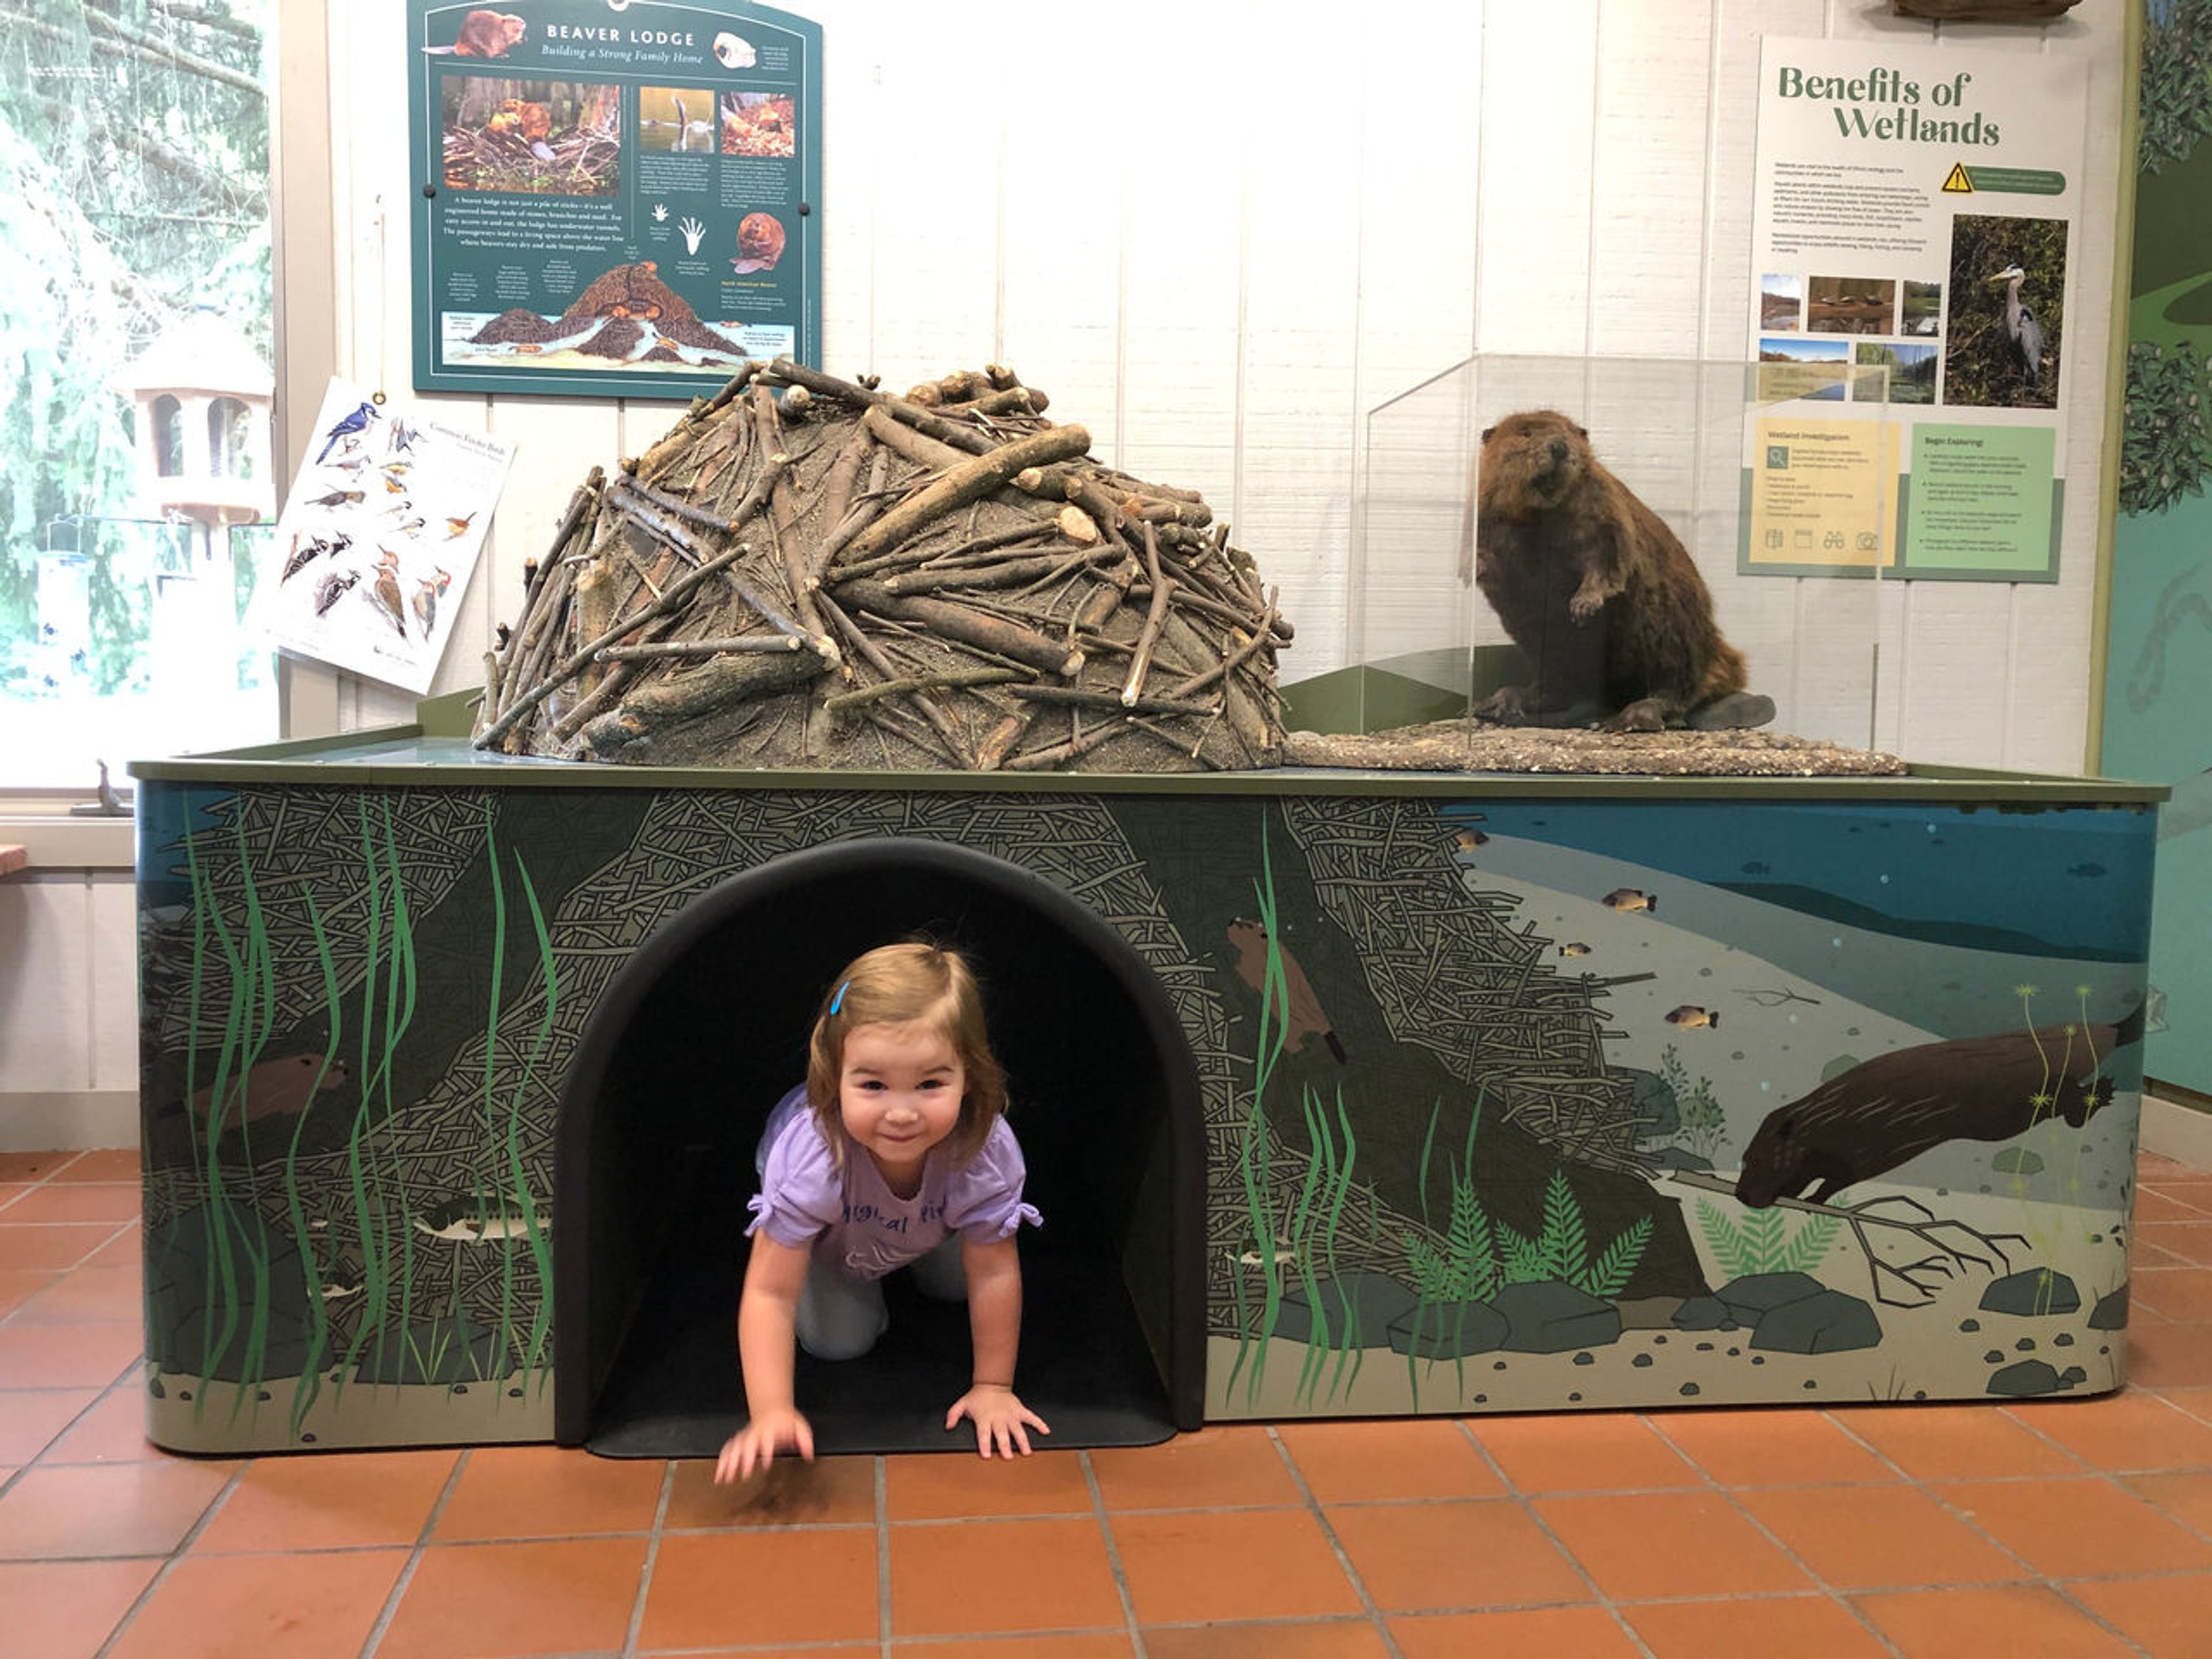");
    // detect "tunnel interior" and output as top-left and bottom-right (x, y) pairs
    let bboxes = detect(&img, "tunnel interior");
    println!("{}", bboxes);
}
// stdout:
(554, 837), (1206, 1457)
